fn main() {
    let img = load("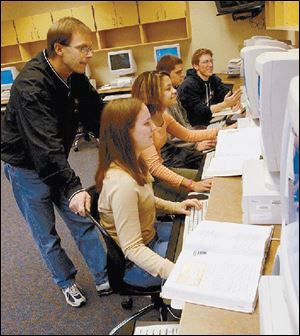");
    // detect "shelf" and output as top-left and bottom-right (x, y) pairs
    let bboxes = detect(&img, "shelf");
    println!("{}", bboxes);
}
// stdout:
(19, 40), (47, 62)
(1, 45), (22, 65)
(98, 25), (141, 49)
(141, 18), (189, 43)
